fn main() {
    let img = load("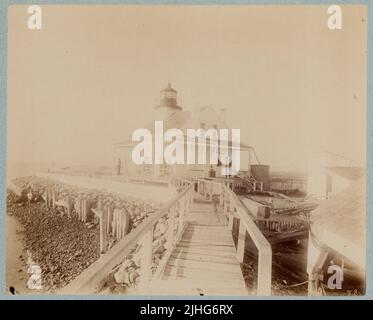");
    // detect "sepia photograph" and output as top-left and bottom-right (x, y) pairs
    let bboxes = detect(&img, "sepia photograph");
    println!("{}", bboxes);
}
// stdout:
(5, 4), (367, 297)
